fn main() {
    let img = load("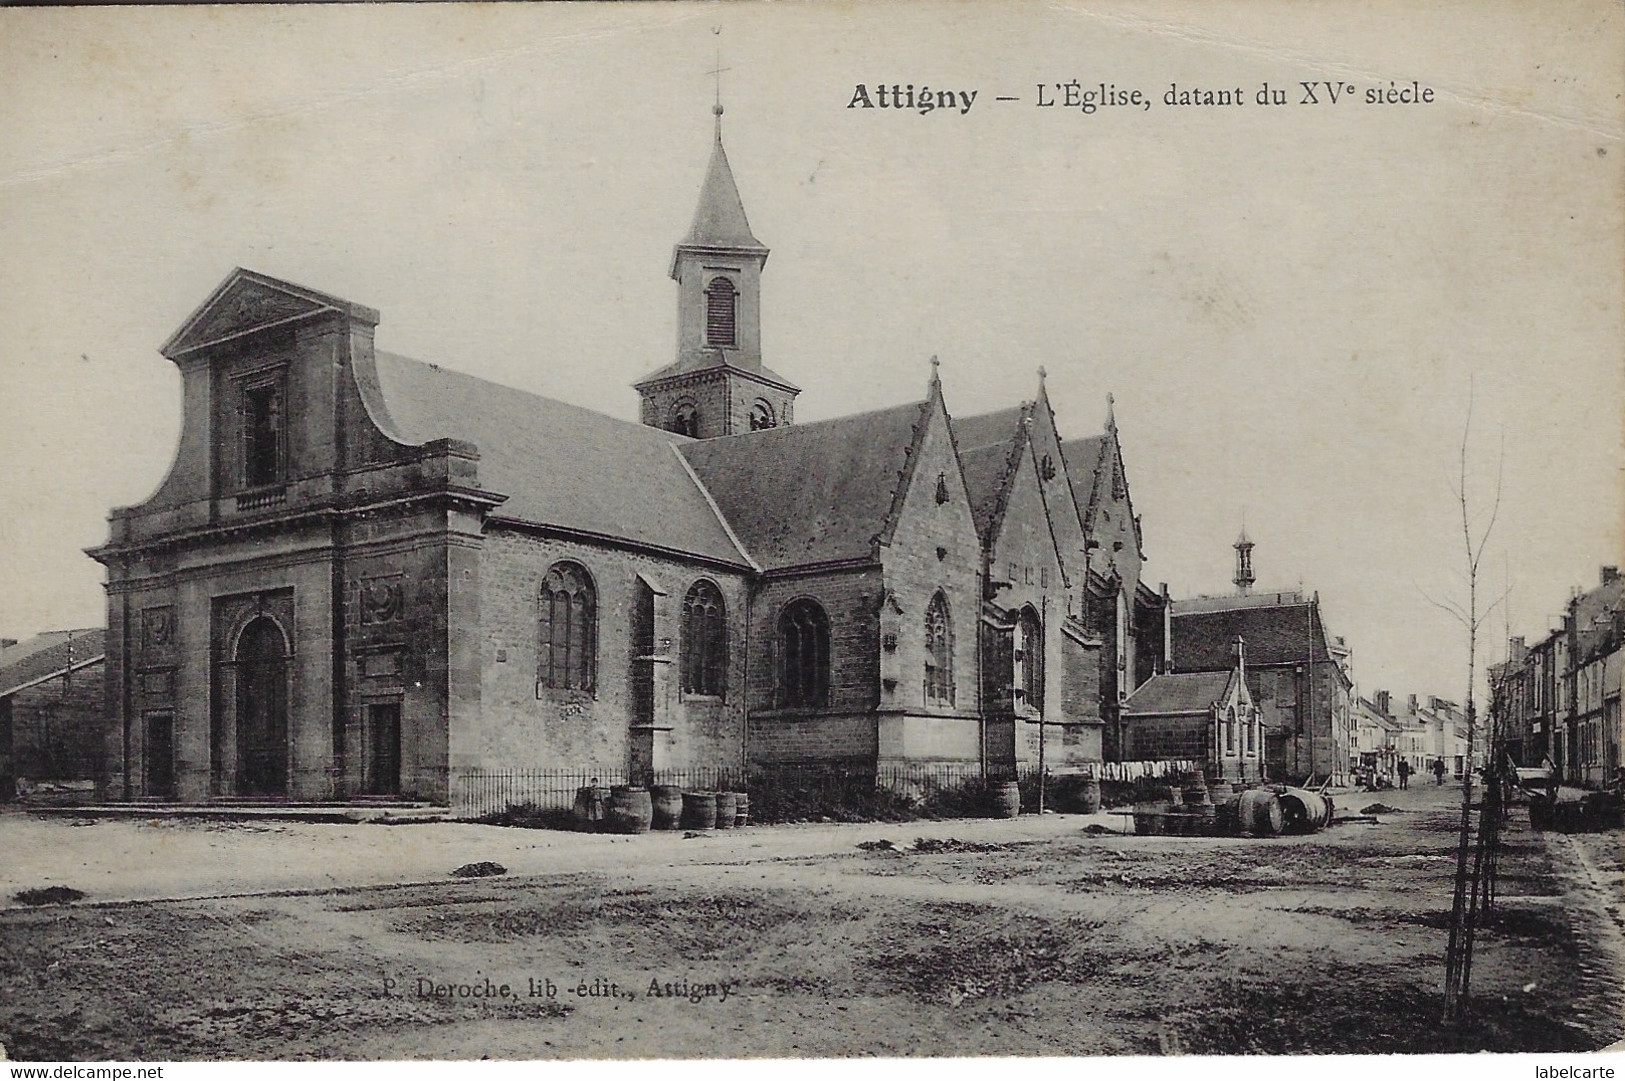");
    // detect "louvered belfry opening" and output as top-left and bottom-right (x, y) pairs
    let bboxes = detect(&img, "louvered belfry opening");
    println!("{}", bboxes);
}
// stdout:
(705, 276), (737, 347)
